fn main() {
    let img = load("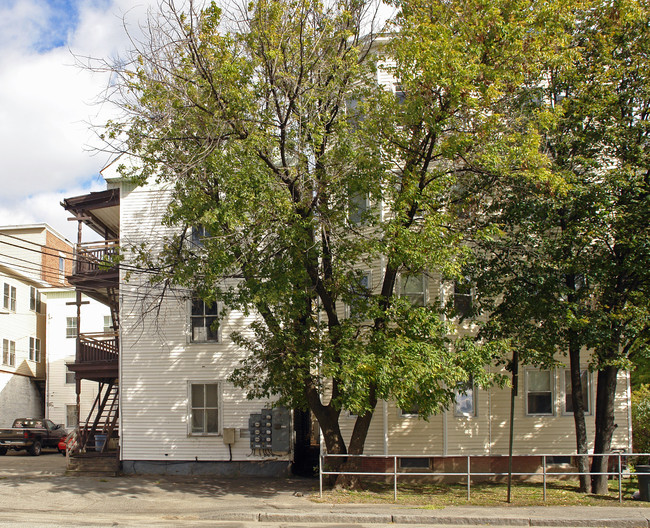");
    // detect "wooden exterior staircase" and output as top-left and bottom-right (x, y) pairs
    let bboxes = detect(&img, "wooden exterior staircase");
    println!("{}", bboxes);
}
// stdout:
(66, 381), (120, 476)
